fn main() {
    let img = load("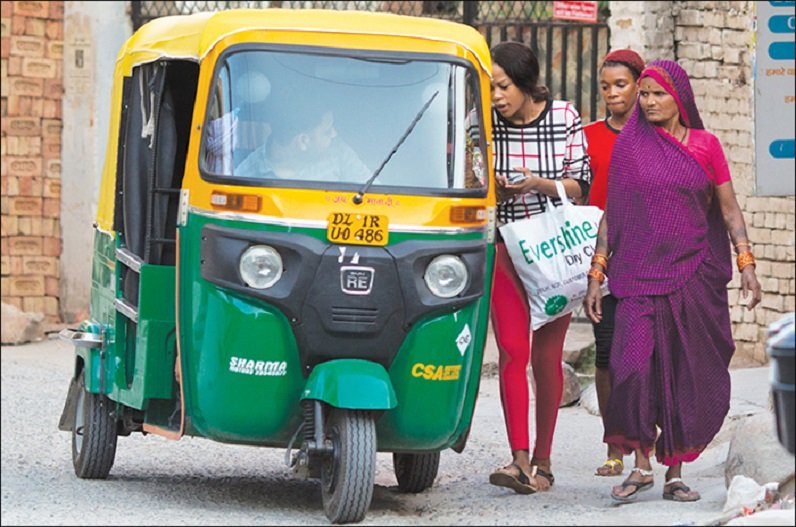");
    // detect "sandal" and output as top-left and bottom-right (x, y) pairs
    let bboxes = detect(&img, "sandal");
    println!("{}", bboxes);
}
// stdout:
(489, 462), (538, 495)
(610, 467), (654, 503)
(530, 465), (555, 491)
(595, 458), (624, 477)
(663, 478), (701, 502)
